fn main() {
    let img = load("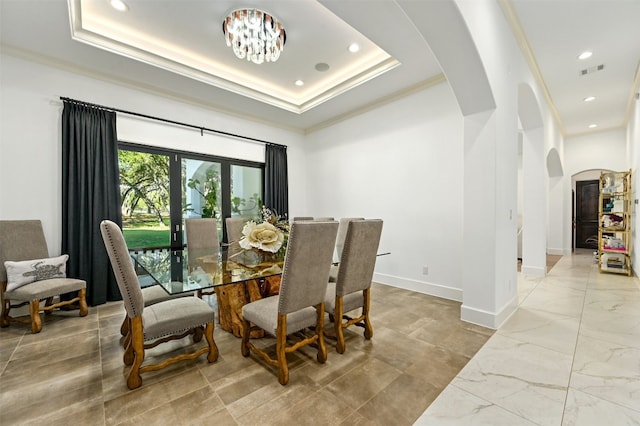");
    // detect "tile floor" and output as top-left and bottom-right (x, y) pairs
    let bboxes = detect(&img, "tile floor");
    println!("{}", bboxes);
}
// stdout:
(0, 282), (493, 425)
(416, 249), (640, 425)
(2, 250), (638, 425)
